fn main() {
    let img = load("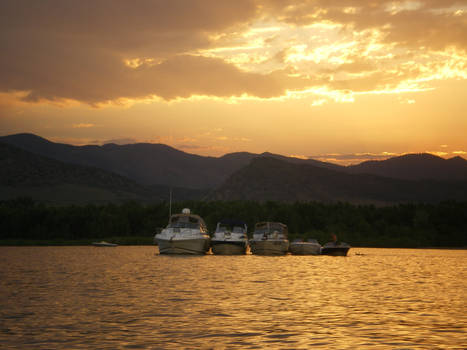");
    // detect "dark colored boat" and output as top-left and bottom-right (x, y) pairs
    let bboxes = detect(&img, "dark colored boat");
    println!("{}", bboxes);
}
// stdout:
(321, 242), (350, 256)
(92, 241), (118, 247)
